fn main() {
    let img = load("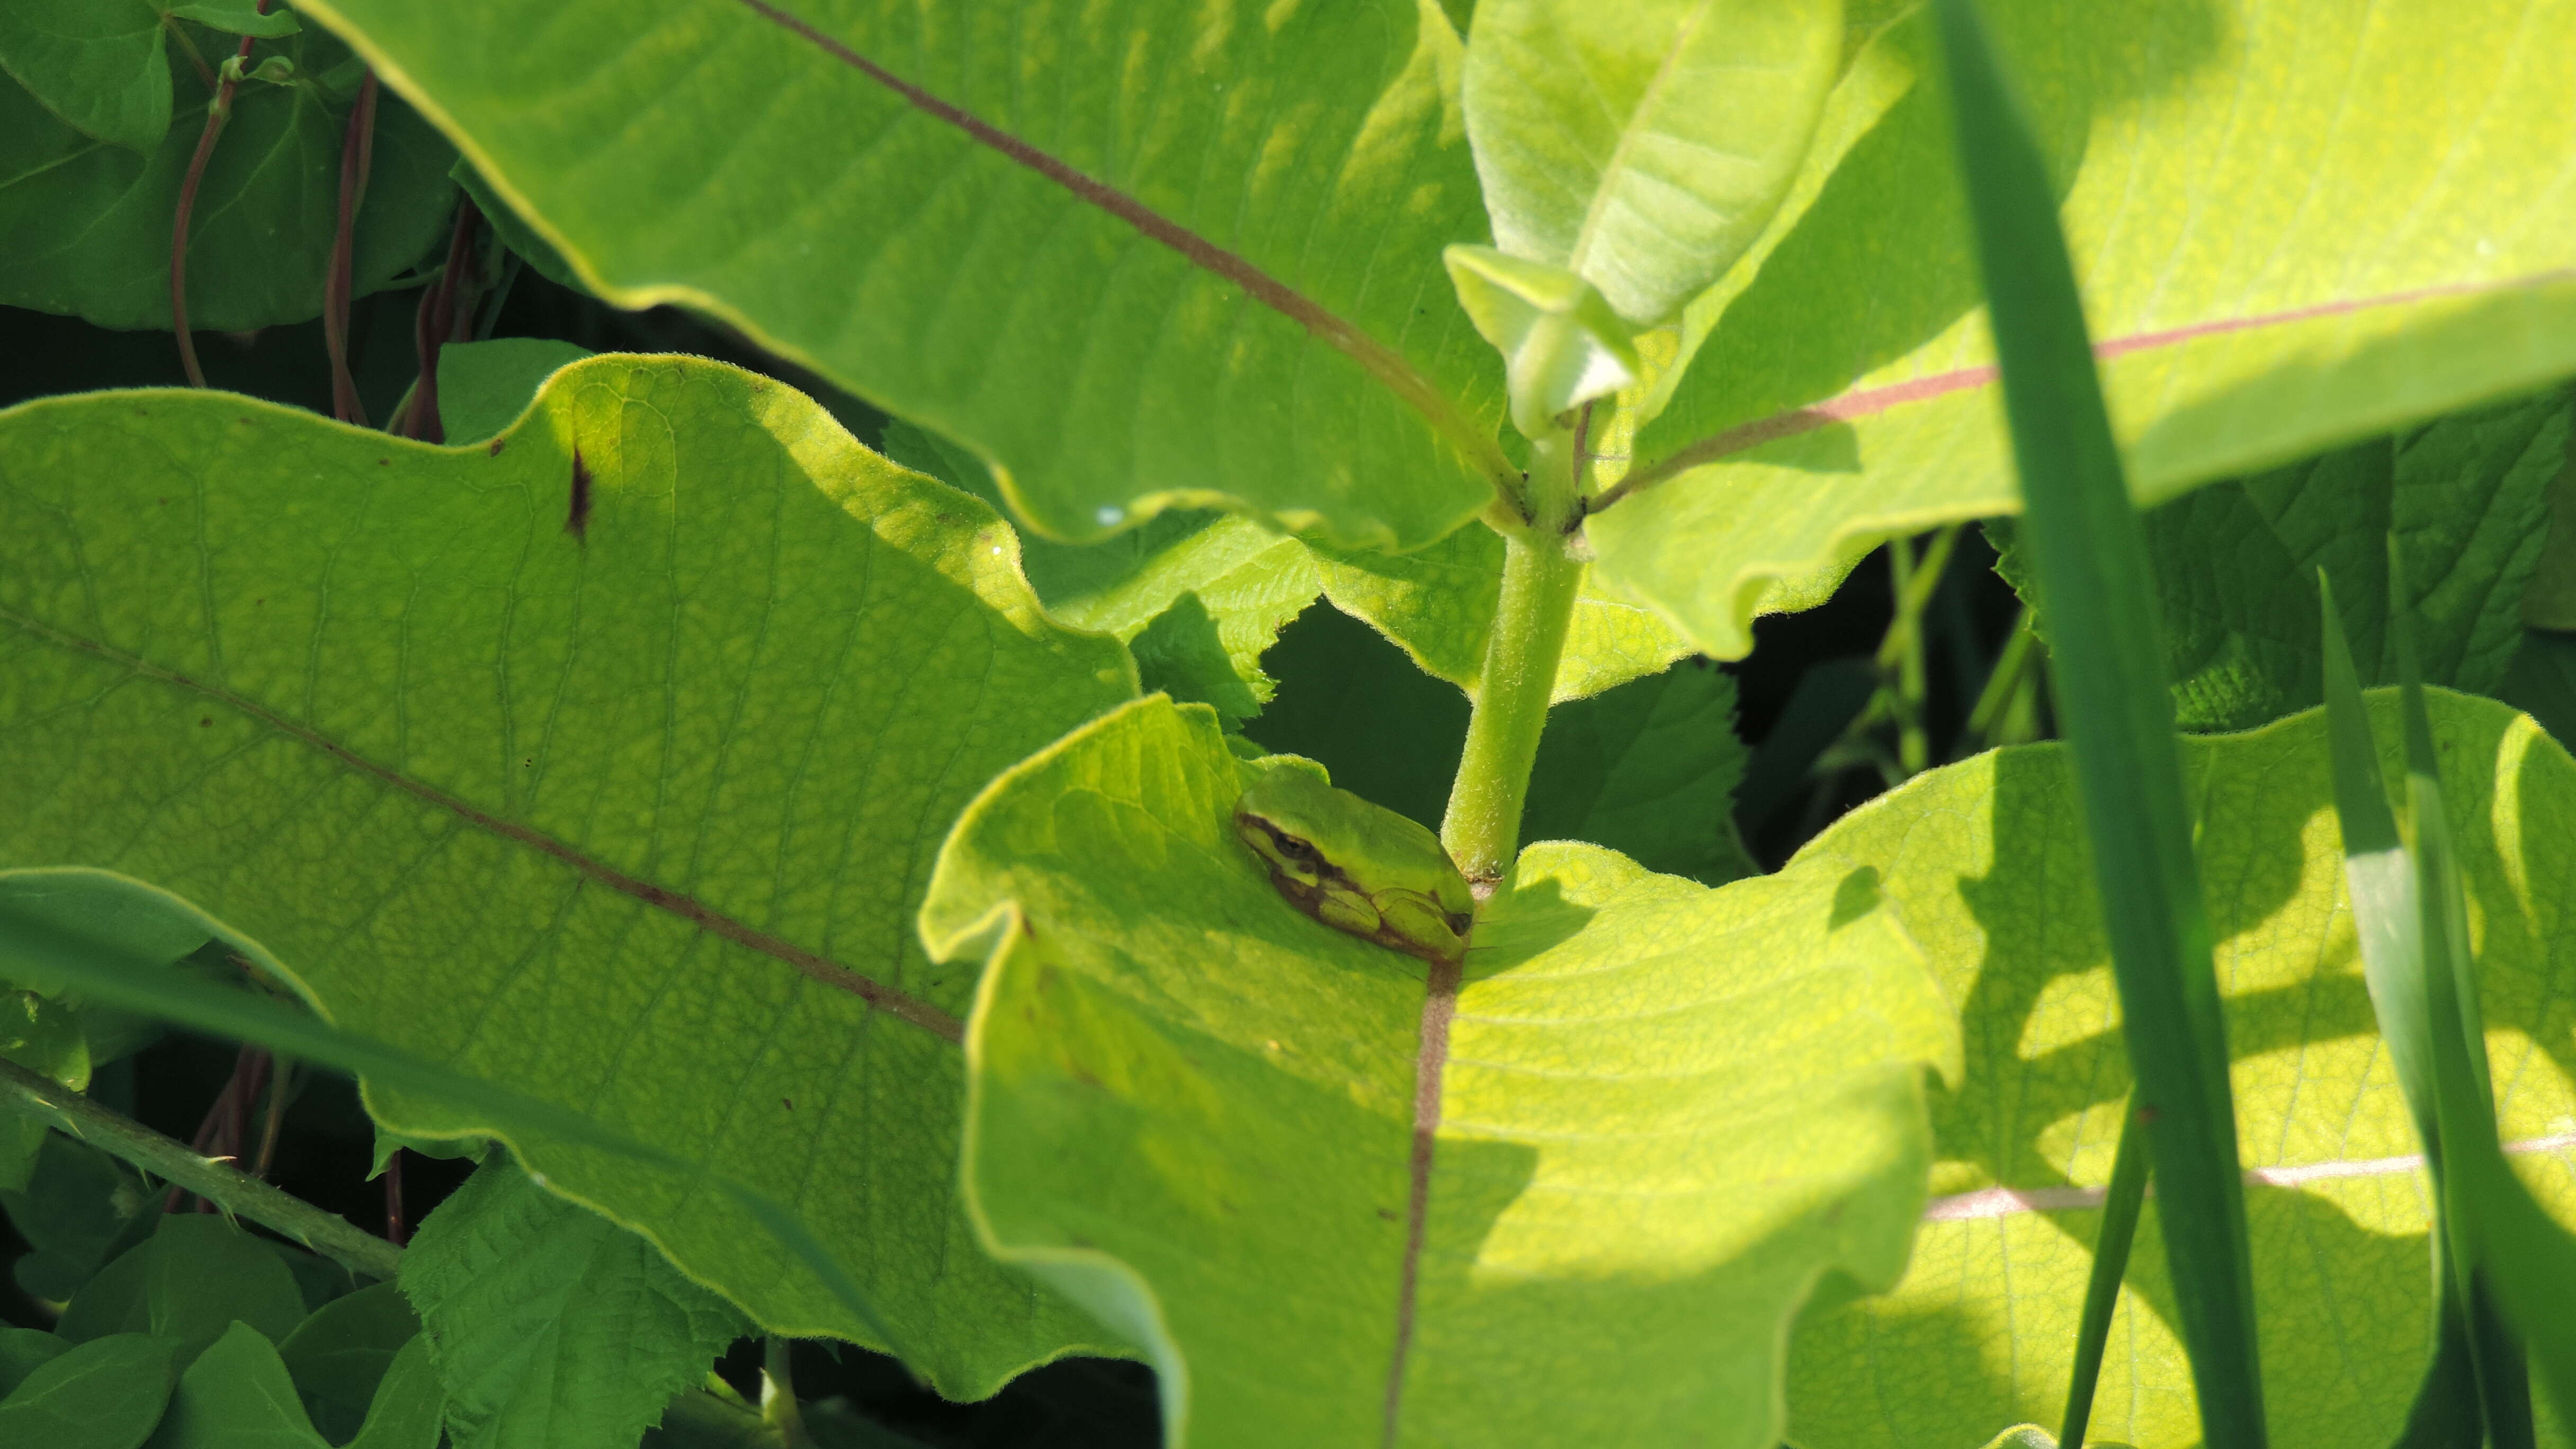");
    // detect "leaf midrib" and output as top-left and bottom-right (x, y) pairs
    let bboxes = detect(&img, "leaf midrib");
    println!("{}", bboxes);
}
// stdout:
(1621, 266), (2576, 494)
(1, 605), (968, 1045)
(723, 0), (1521, 502)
